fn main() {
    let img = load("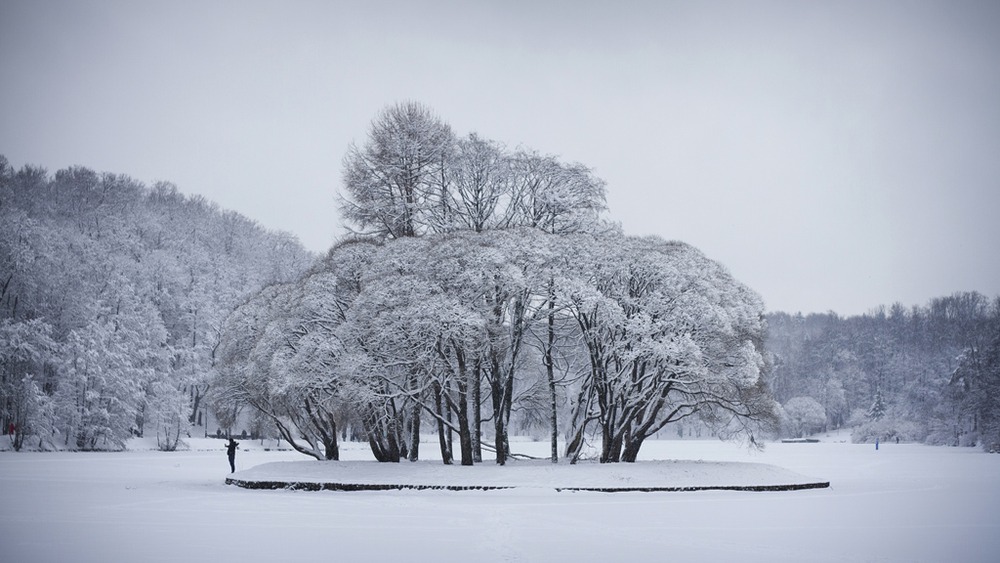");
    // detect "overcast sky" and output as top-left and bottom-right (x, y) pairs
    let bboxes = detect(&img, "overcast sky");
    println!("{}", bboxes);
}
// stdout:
(2, 0), (998, 316)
